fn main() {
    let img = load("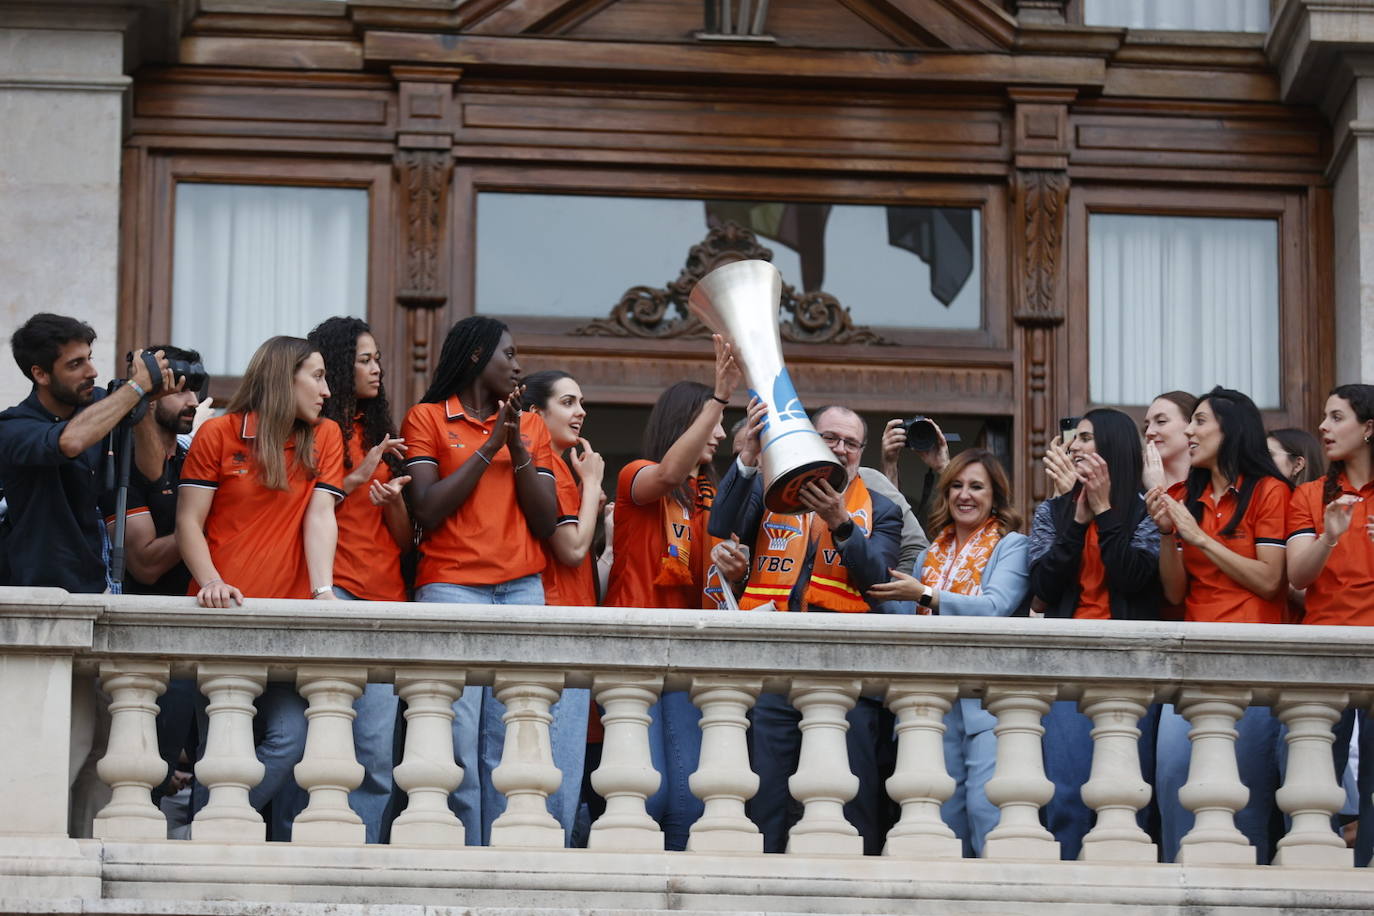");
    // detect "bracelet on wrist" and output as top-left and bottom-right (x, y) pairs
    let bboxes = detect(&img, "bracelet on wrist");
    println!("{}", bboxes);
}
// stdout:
(514, 457), (532, 472)
(474, 450), (492, 465)
(201, 578), (222, 589)
(711, 394), (729, 405)
(312, 585), (334, 598)
(127, 379), (147, 398)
